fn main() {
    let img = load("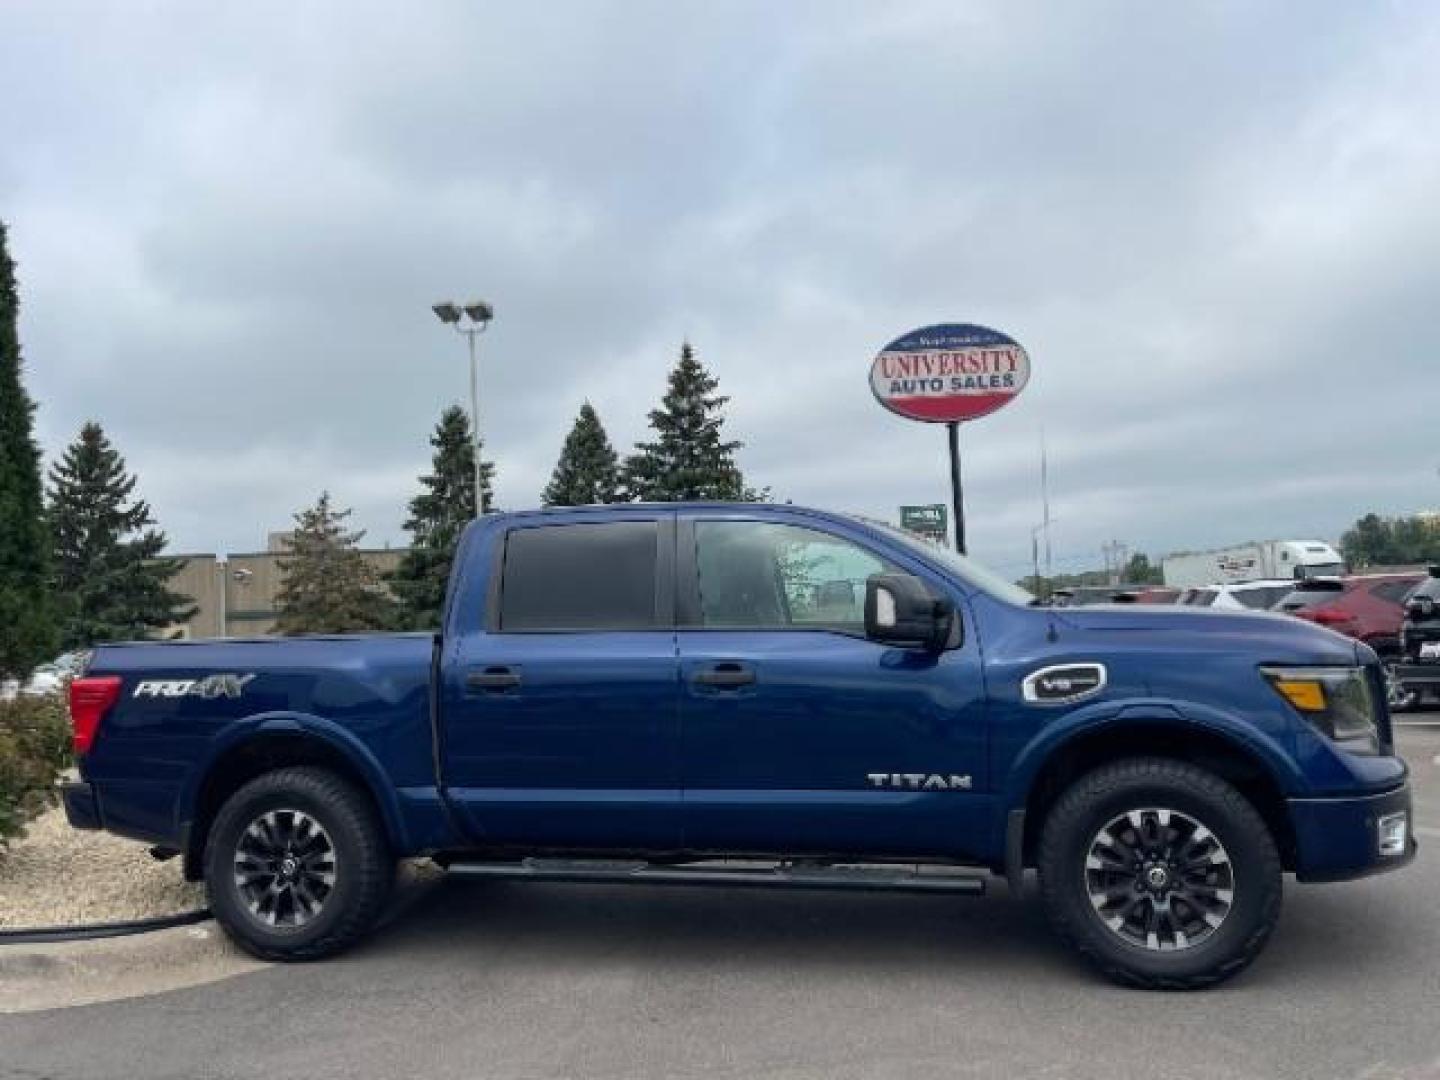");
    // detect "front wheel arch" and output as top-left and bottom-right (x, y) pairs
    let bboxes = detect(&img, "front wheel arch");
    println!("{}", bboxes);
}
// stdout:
(1017, 722), (1297, 873)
